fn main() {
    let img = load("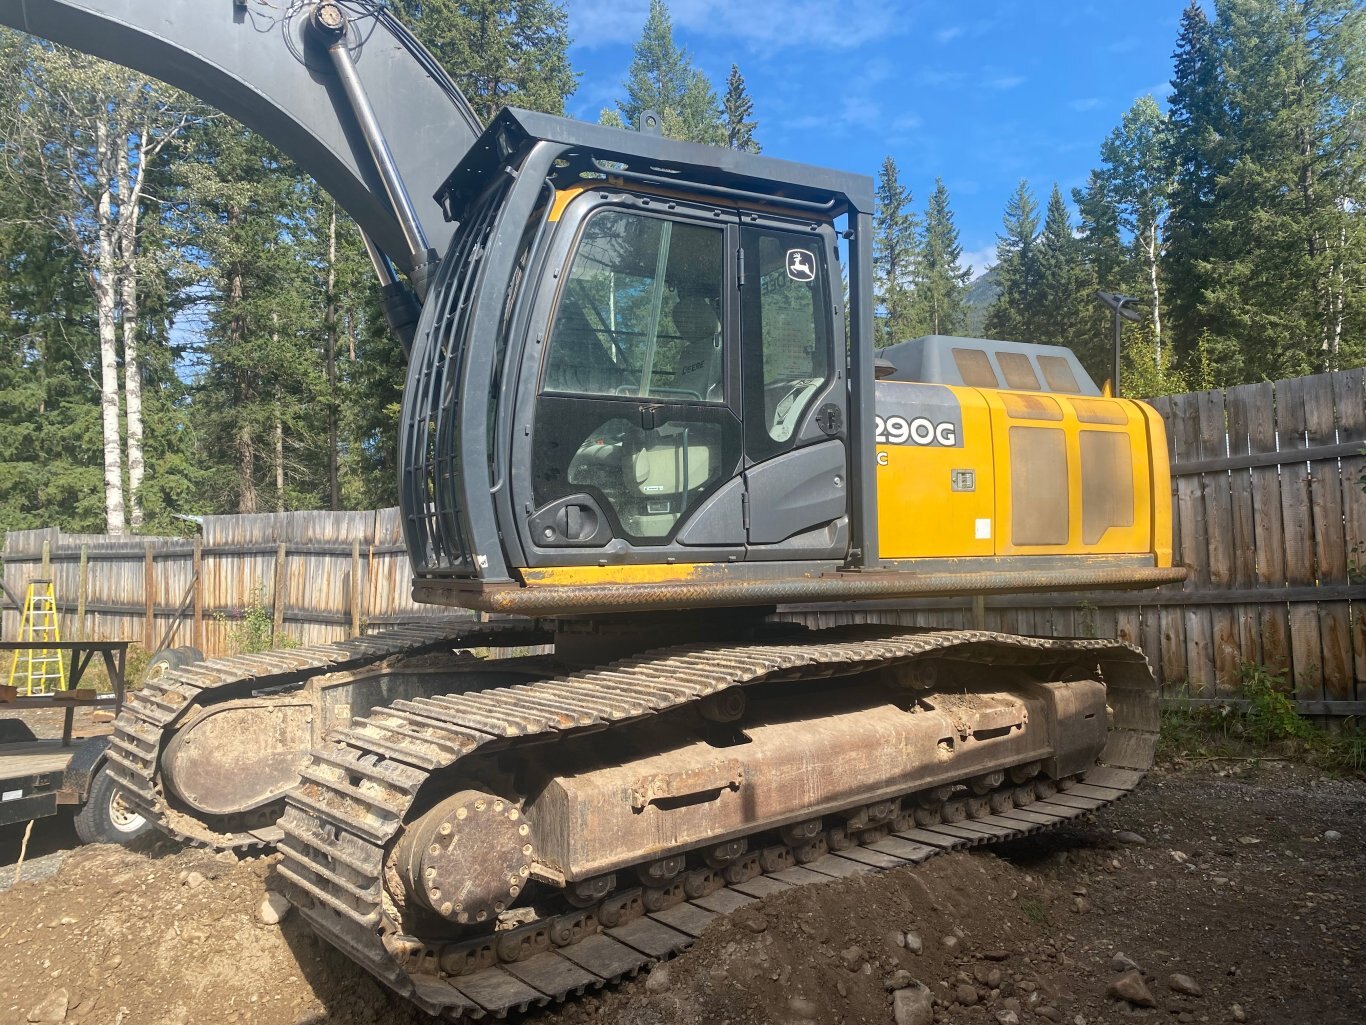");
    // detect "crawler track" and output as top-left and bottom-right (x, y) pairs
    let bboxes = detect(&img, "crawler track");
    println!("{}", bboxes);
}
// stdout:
(275, 626), (1160, 1020)
(104, 620), (552, 848)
